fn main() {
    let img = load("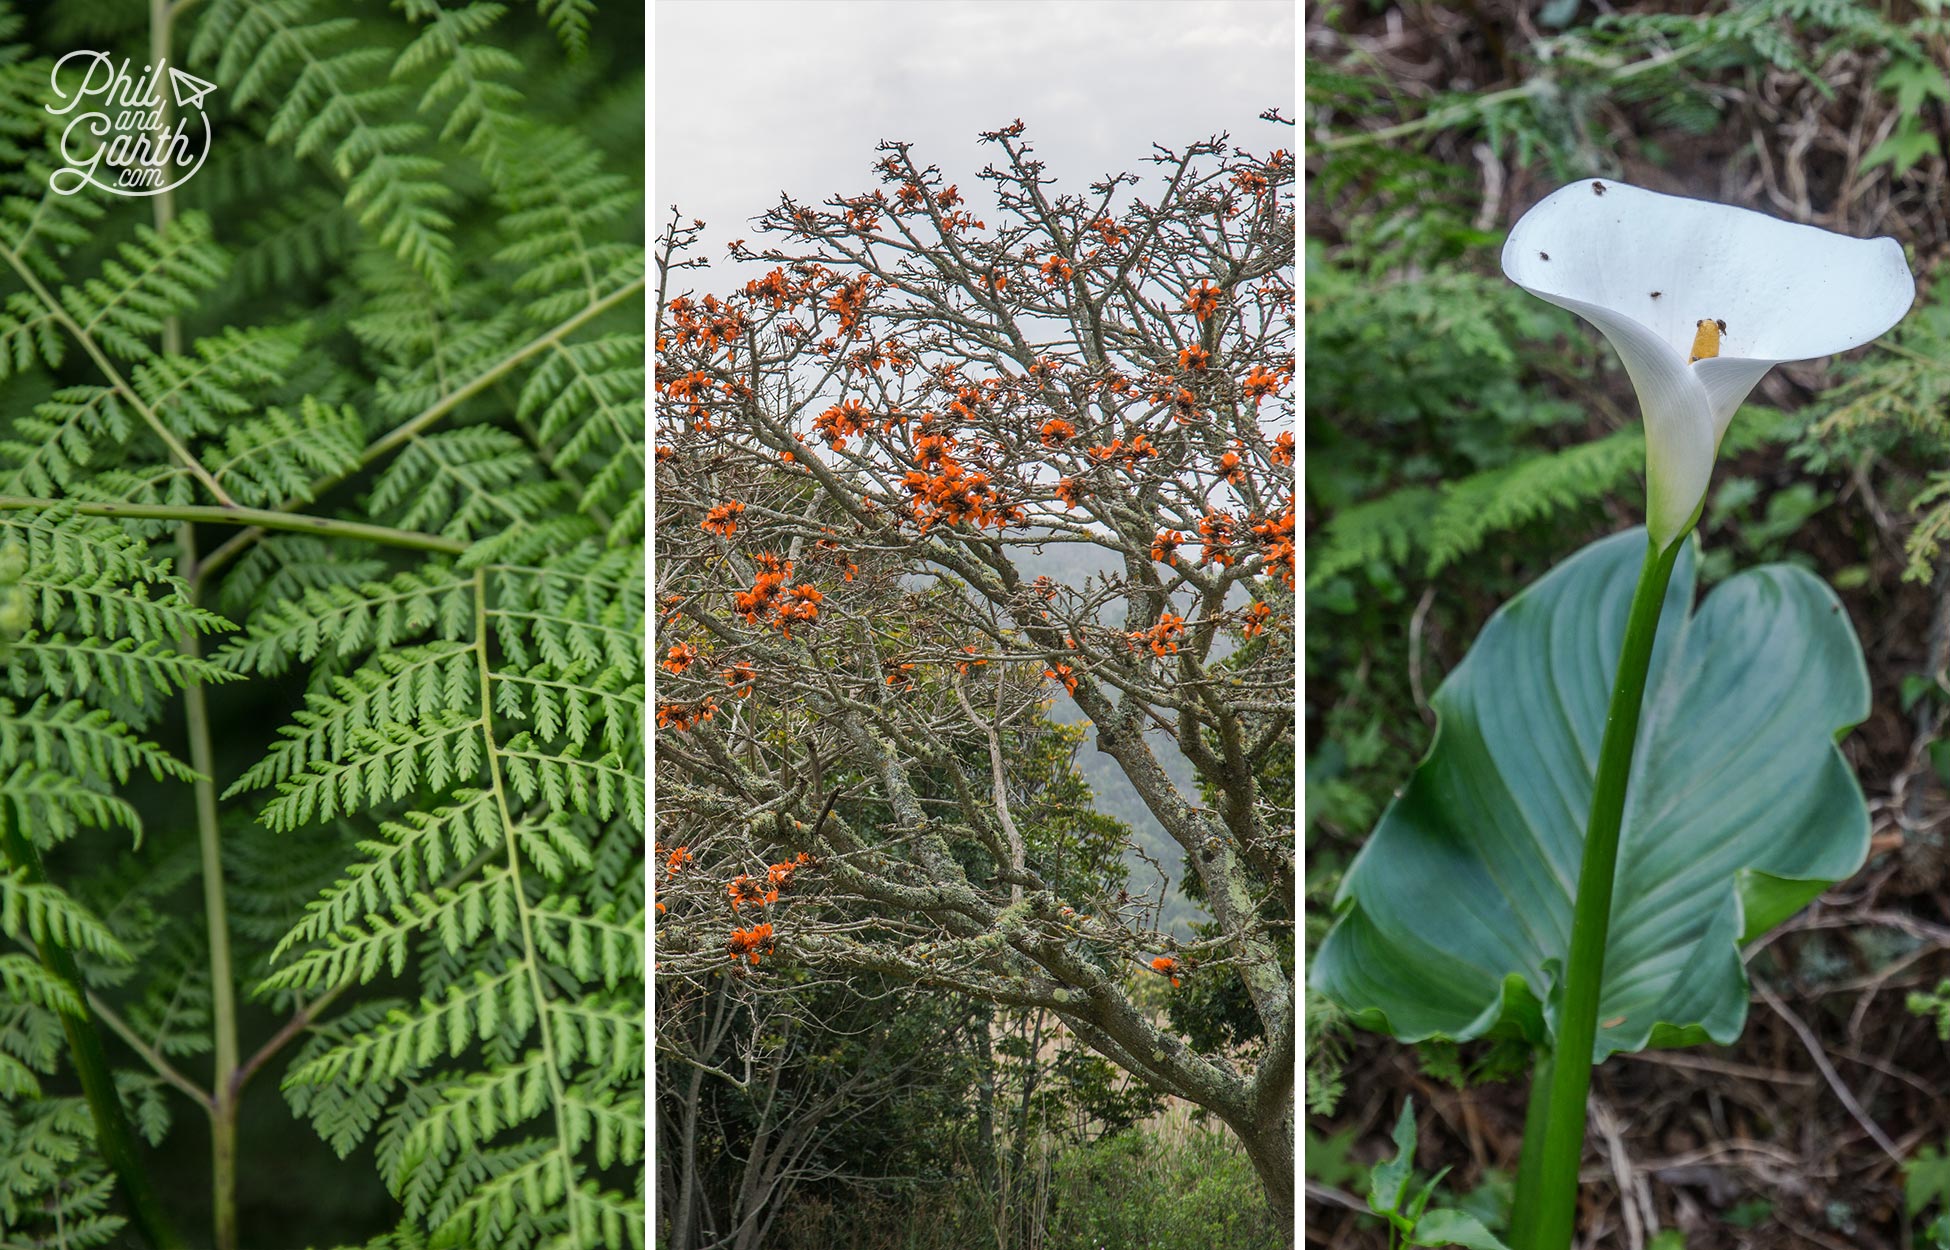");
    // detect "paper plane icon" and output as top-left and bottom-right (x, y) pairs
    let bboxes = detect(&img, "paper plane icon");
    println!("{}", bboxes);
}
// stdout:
(167, 66), (217, 110)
